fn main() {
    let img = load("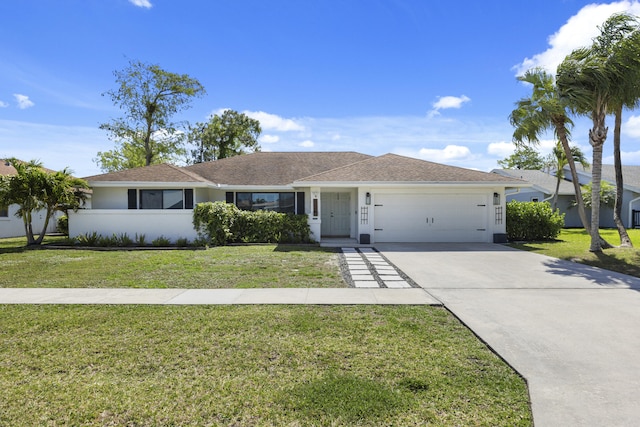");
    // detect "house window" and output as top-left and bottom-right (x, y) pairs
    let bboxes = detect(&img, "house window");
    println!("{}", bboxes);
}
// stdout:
(138, 189), (193, 209)
(235, 192), (295, 213)
(0, 205), (8, 217)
